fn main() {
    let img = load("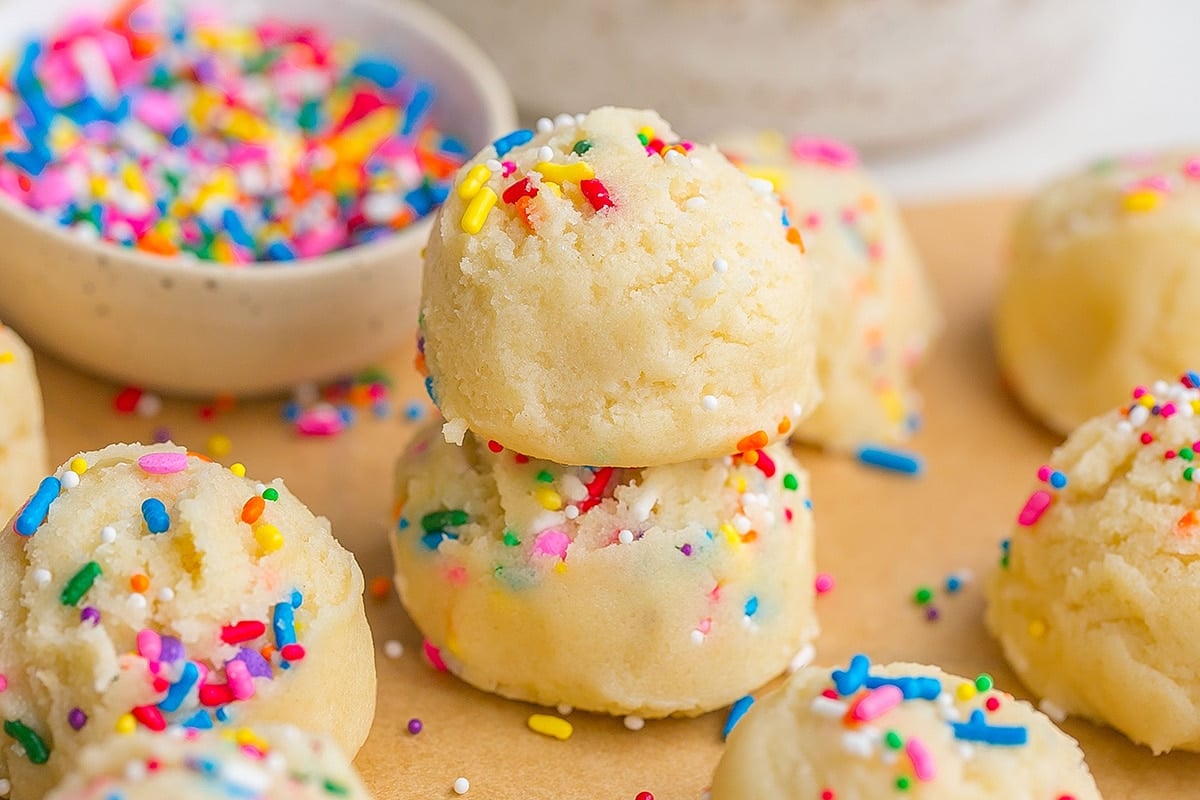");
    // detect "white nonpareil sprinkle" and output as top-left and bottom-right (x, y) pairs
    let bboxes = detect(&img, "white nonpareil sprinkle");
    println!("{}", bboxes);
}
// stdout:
(60, 471), (80, 490)
(157, 587), (175, 602)
(810, 696), (848, 719)
(788, 643), (815, 673)
(712, 257), (729, 273)
(684, 196), (707, 211)
(128, 593), (147, 610)
(563, 505), (580, 520)
(664, 149), (687, 166)
(101, 525), (117, 544)
(556, 704), (573, 715)
(841, 730), (874, 758)
(32, 569), (51, 587)
(617, 529), (634, 545)
(690, 629), (705, 645)
(702, 394), (718, 411)
(1039, 698), (1068, 723)
(536, 145), (554, 163)
(135, 392), (162, 417)
(0, 777), (11, 796)
(623, 715), (645, 731)
(123, 759), (148, 782)
(732, 515), (752, 534)
(554, 112), (575, 128)
(383, 640), (404, 659)
(748, 177), (774, 195)
(453, 777), (470, 795)
(535, 117), (553, 133)
(485, 159), (503, 172)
